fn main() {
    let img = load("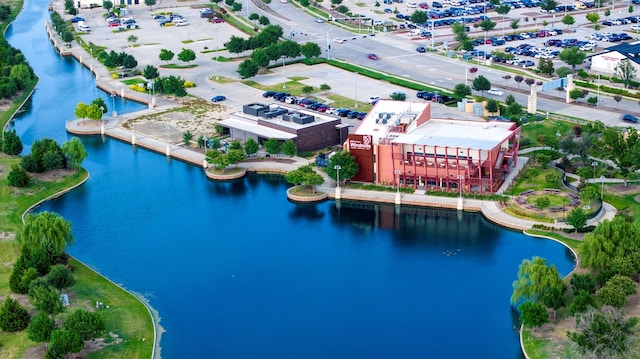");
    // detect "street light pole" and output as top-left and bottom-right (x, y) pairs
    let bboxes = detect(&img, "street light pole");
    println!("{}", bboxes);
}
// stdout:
(282, 57), (286, 89)
(457, 175), (464, 198)
(592, 161), (598, 179)
(600, 175), (606, 199)
(394, 169), (402, 191)
(354, 72), (358, 108)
